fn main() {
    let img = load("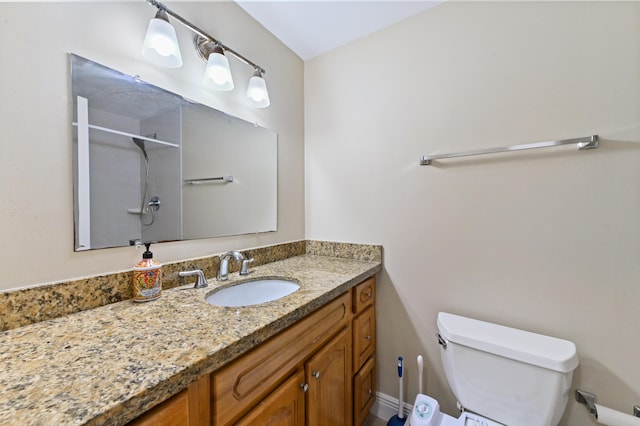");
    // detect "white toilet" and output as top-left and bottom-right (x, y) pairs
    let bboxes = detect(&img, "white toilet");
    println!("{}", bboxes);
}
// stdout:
(409, 312), (579, 426)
